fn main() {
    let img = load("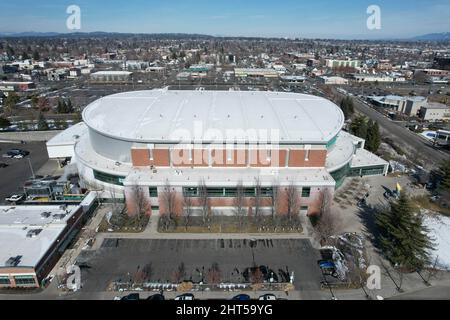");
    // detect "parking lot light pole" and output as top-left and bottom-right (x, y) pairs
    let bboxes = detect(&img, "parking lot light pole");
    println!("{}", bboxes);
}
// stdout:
(27, 157), (36, 180)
